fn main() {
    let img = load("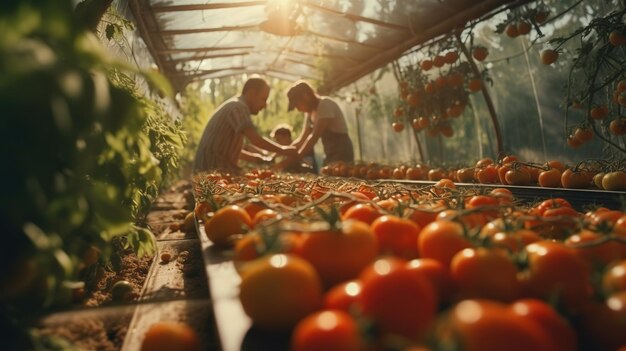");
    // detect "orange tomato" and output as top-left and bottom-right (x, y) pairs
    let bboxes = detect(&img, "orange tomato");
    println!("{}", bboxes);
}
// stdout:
(538, 168), (562, 188)
(239, 254), (323, 330)
(341, 203), (382, 225)
(291, 310), (363, 351)
(371, 215), (421, 259)
(204, 205), (252, 247)
(358, 257), (438, 340)
(418, 220), (473, 266)
(450, 248), (520, 302)
(407, 258), (455, 303)
(519, 241), (592, 310)
(296, 220), (378, 287)
(323, 280), (362, 311)
(443, 300), (556, 351)
(141, 321), (201, 351)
